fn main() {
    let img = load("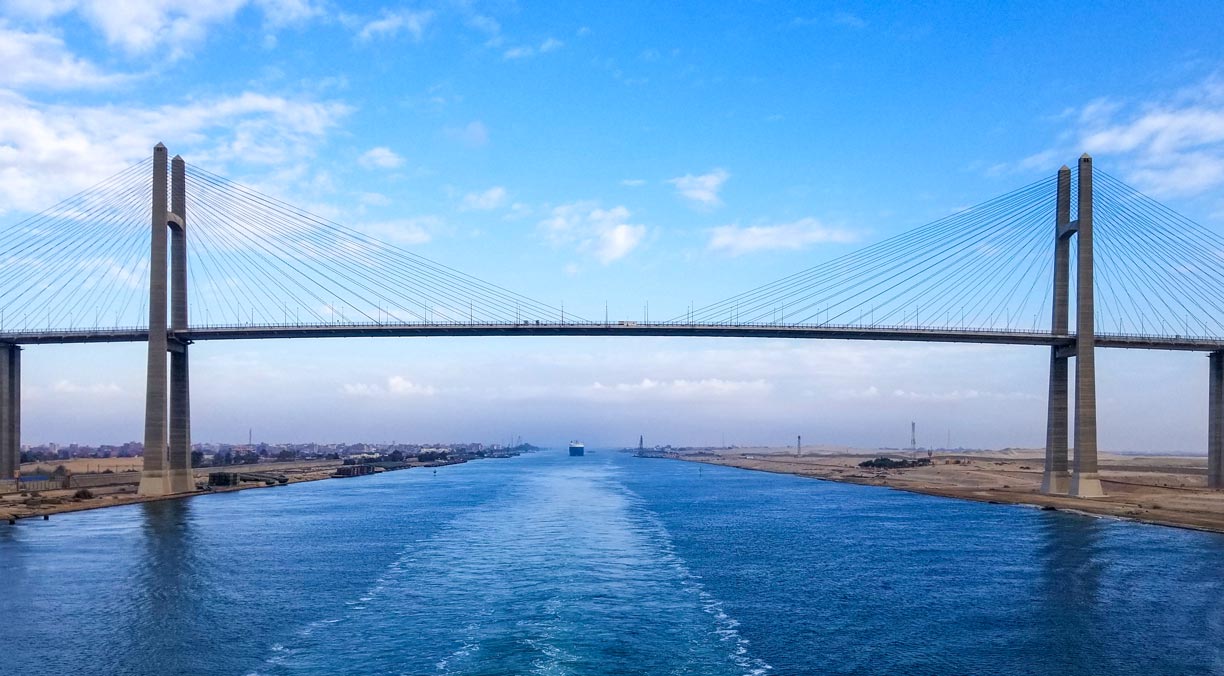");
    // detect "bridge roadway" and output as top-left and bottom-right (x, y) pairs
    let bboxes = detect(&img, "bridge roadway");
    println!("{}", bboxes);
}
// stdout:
(2, 322), (1222, 352)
